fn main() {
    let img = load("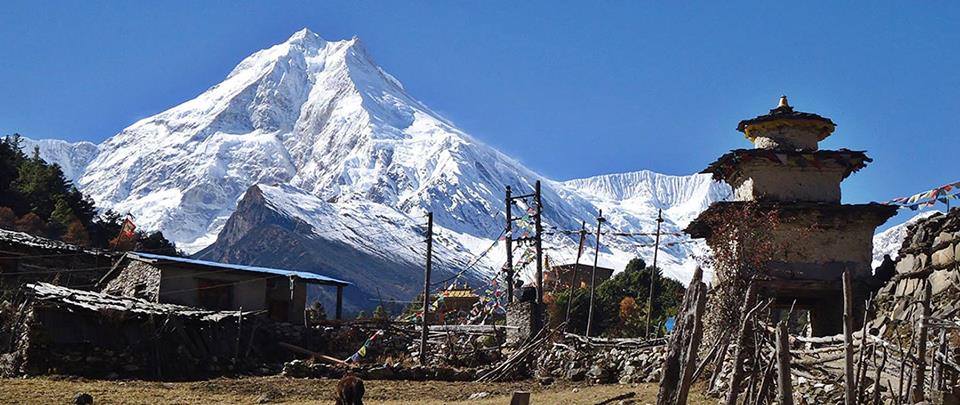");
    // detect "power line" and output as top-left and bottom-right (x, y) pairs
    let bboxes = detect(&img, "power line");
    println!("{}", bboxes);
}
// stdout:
(430, 228), (506, 288)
